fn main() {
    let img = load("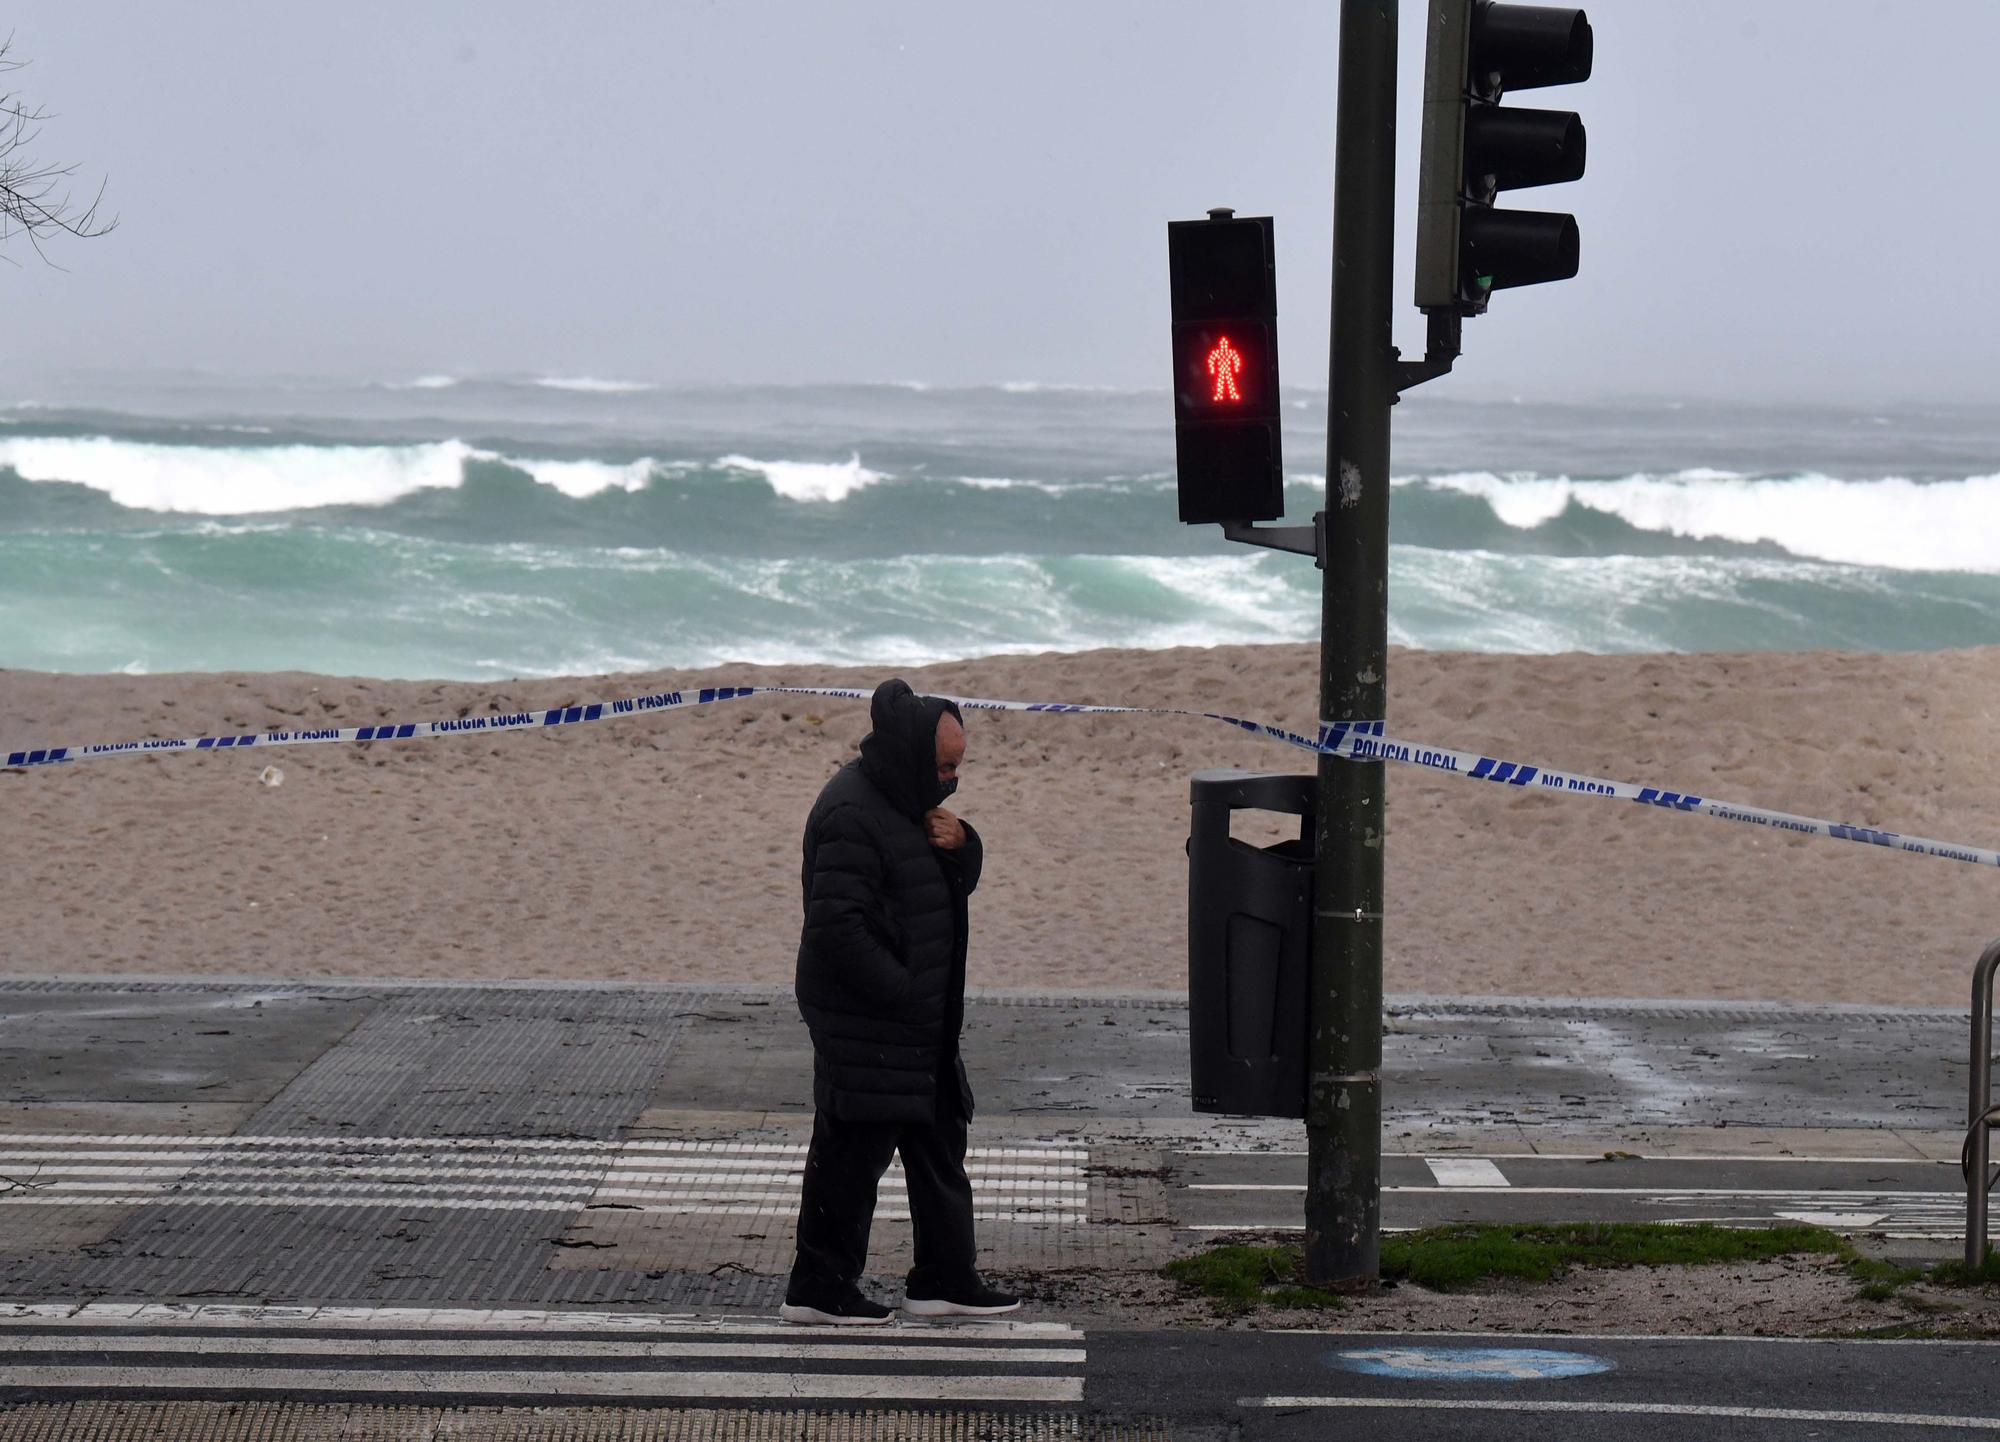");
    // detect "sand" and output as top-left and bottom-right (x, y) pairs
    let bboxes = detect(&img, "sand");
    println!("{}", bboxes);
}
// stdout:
(2, 644), (1997, 1006)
